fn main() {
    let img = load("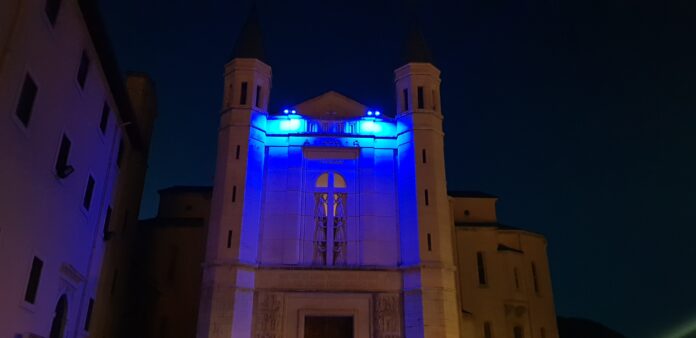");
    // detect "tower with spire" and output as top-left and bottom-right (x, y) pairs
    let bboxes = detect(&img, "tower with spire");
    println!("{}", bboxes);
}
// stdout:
(394, 25), (461, 338)
(196, 5), (271, 338)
